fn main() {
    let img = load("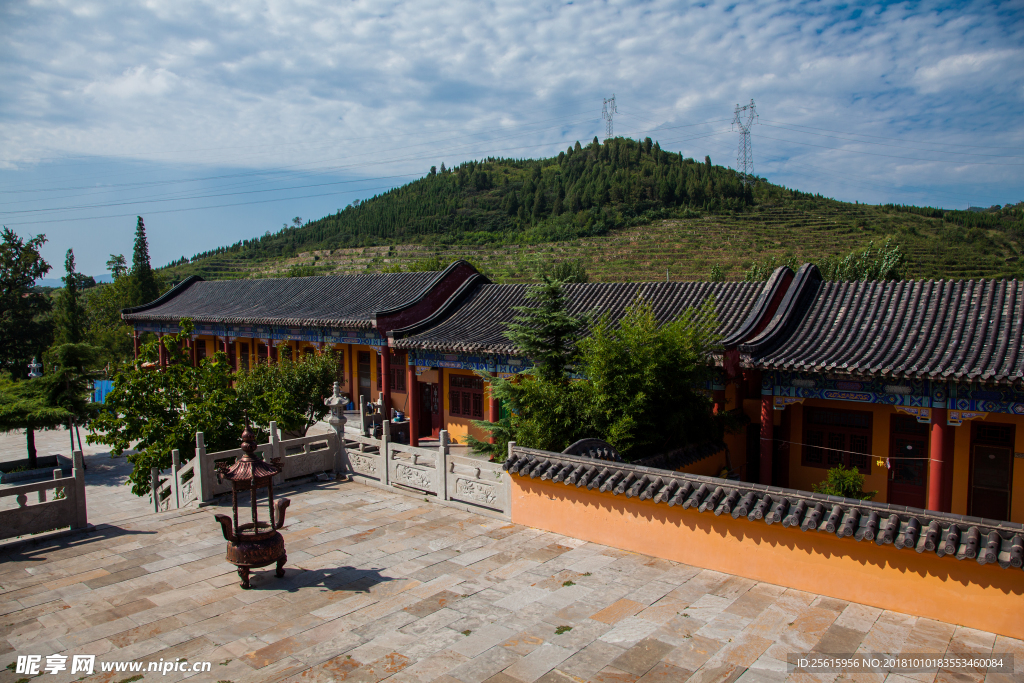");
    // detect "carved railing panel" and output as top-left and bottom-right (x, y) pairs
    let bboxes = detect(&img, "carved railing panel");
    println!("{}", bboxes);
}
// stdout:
(446, 454), (507, 512)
